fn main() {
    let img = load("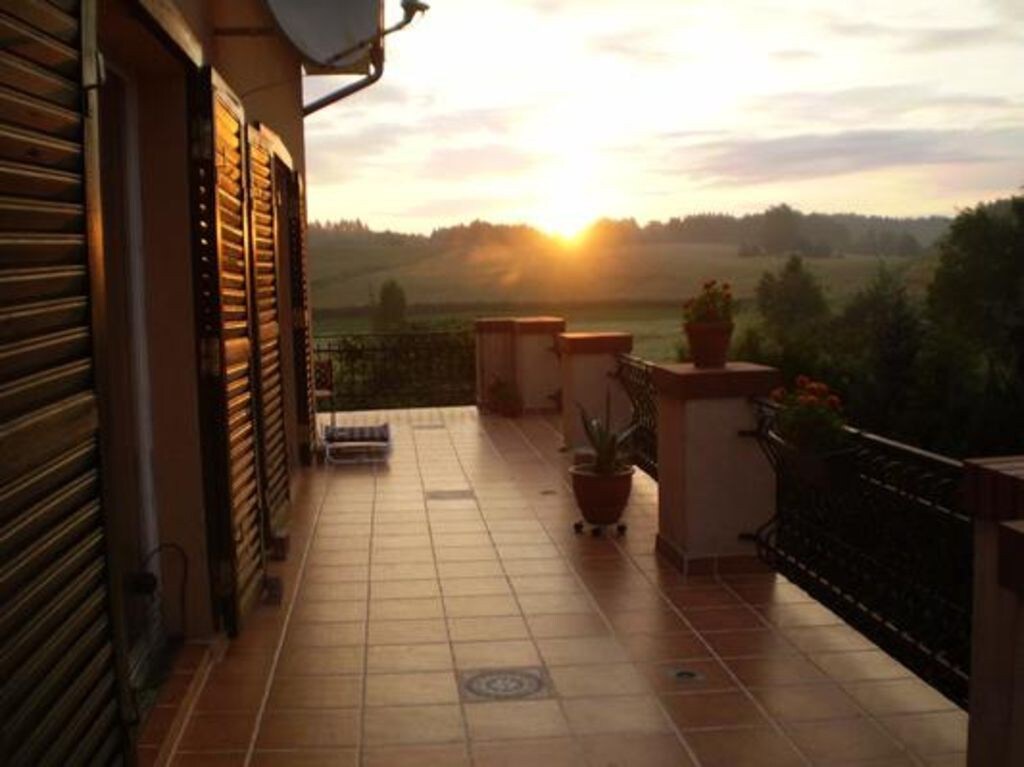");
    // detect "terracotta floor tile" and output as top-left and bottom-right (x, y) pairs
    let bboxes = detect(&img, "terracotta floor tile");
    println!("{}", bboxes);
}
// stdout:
(811, 649), (913, 683)
(730, 582), (812, 606)
(753, 683), (864, 722)
(304, 565), (369, 583)
(684, 727), (805, 767)
(537, 636), (630, 665)
(660, 690), (767, 729)
(170, 753), (246, 766)
(563, 695), (670, 734)
(367, 618), (449, 645)
(448, 616), (529, 642)
(367, 643), (454, 672)
(785, 717), (903, 762)
(441, 577), (513, 597)
(922, 754), (967, 767)
(443, 594), (521, 617)
(509, 575), (584, 594)
(843, 679), (958, 715)
(580, 733), (695, 767)
(368, 597), (445, 621)
(277, 642), (365, 675)
(620, 632), (710, 662)
(179, 712), (256, 751)
(640, 658), (737, 694)
(372, 547), (436, 564)
(465, 699), (569, 740)
(370, 562), (438, 581)
(725, 655), (830, 686)
(138, 705), (177, 747)
(370, 579), (441, 600)
(472, 737), (586, 766)
(526, 613), (608, 638)
(453, 639), (541, 668)
(683, 606), (765, 631)
(702, 629), (798, 658)
(501, 558), (573, 576)
(284, 621), (365, 648)
(291, 600), (368, 624)
(299, 581), (368, 602)
(879, 711), (968, 756)
(267, 675), (363, 709)
(435, 546), (498, 563)
(250, 749), (358, 766)
(606, 609), (690, 636)
(256, 709), (361, 749)
(517, 592), (593, 615)
(363, 704), (464, 745)
(363, 743), (471, 766)
(195, 674), (267, 711)
(548, 663), (650, 697)
(759, 602), (843, 628)
(438, 560), (506, 578)
(366, 671), (460, 706)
